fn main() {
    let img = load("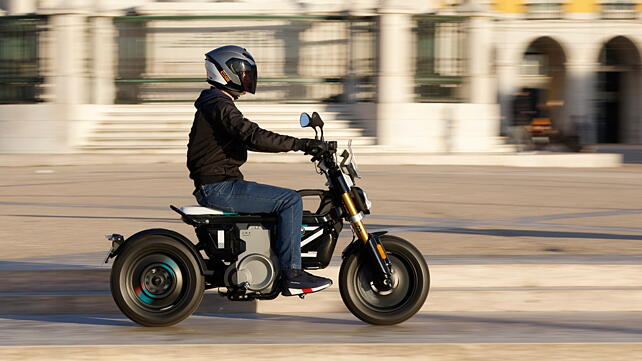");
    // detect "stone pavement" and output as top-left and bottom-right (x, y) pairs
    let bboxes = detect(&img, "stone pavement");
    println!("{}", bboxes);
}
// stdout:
(0, 163), (640, 315)
(3, 312), (642, 345)
(1, 313), (642, 360)
(0, 343), (640, 361)
(1, 253), (641, 315)
(0, 163), (640, 258)
(0, 163), (641, 360)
